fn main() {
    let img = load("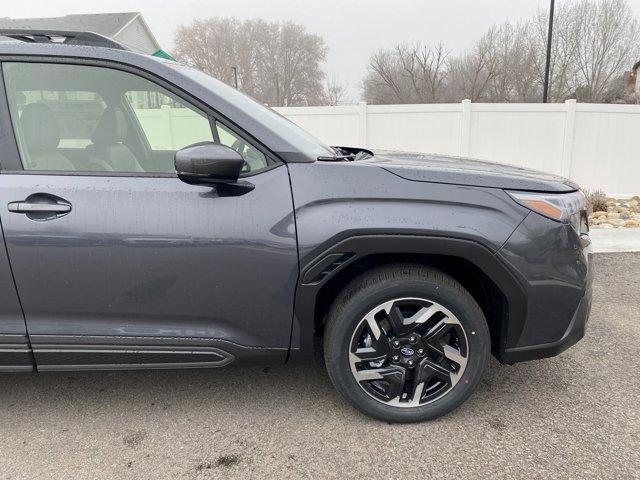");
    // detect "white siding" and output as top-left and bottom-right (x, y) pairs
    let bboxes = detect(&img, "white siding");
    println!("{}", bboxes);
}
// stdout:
(114, 17), (157, 53)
